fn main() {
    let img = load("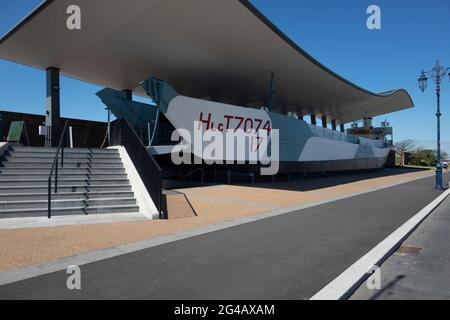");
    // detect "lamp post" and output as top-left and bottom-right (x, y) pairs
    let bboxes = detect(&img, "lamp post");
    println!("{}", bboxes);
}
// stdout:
(418, 61), (450, 190)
